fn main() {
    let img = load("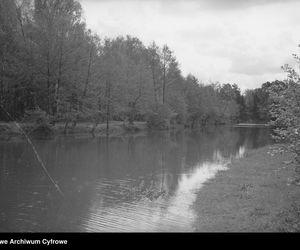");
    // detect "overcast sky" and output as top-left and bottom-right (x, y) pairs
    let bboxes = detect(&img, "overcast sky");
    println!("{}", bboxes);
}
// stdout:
(79, 0), (300, 90)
